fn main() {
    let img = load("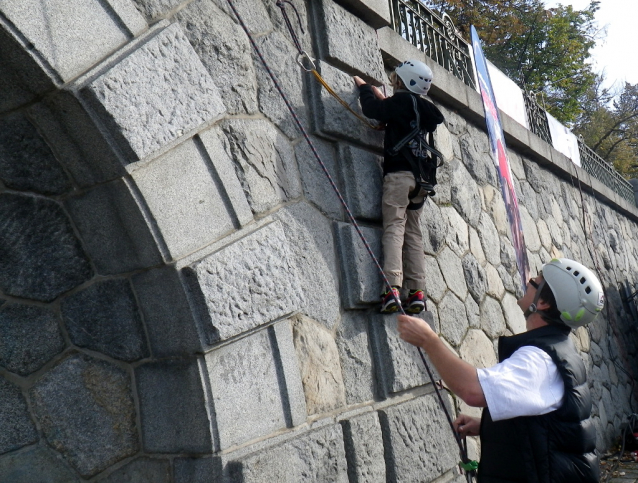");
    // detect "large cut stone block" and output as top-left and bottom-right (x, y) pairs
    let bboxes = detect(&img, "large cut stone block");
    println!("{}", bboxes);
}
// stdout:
(132, 266), (203, 357)
(0, 114), (70, 195)
(227, 424), (348, 482)
(379, 395), (458, 482)
(370, 312), (440, 396)
(0, 446), (80, 483)
(0, 193), (93, 302)
(176, 0), (258, 115)
(310, 61), (384, 148)
(335, 222), (383, 309)
(65, 178), (163, 275)
(340, 144), (383, 222)
(99, 457), (170, 483)
(292, 316), (346, 415)
(336, 311), (376, 404)
(130, 138), (236, 260)
(314, 0), (386, 82)
(30, 355), (139, 477)
(0, 377), (37, 455)
(83, 23), (225, 162)
(173, 457), (223, 483)
(204, 319), (306, 450)
(135, 358), (212, 454)
(61, 278), (149, 362)
(183, 221), (304, 343)
(341, 412), (386, 483)
(0, 304), (65, 376)
(0, 0), (136, 82)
